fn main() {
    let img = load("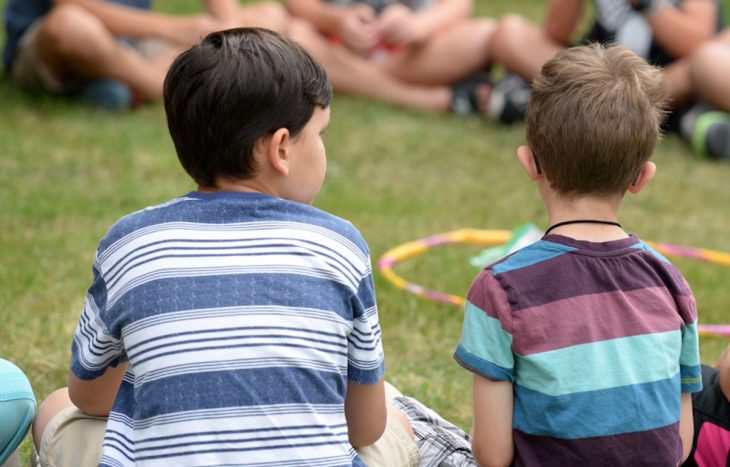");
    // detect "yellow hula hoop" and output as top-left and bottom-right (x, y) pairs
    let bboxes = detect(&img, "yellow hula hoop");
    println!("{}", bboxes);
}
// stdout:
(377, 228), (730, 338)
